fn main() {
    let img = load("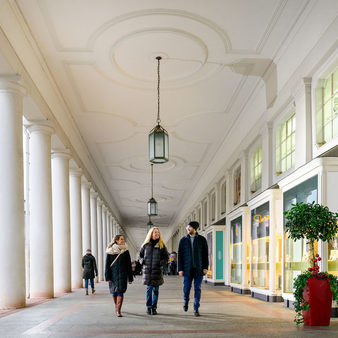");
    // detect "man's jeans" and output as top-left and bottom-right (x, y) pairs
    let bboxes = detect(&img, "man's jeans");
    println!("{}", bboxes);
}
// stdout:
(146, 285), (159, 309)
(183, 273), (203, 311)
(84, 278), (94, 289)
